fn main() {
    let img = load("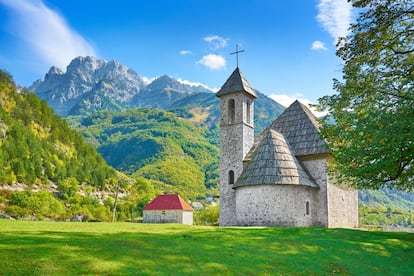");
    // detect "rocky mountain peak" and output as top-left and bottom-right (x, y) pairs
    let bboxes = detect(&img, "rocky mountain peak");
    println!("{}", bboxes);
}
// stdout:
(48, 66), (64, 75)
(29, 56), (213, 116)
